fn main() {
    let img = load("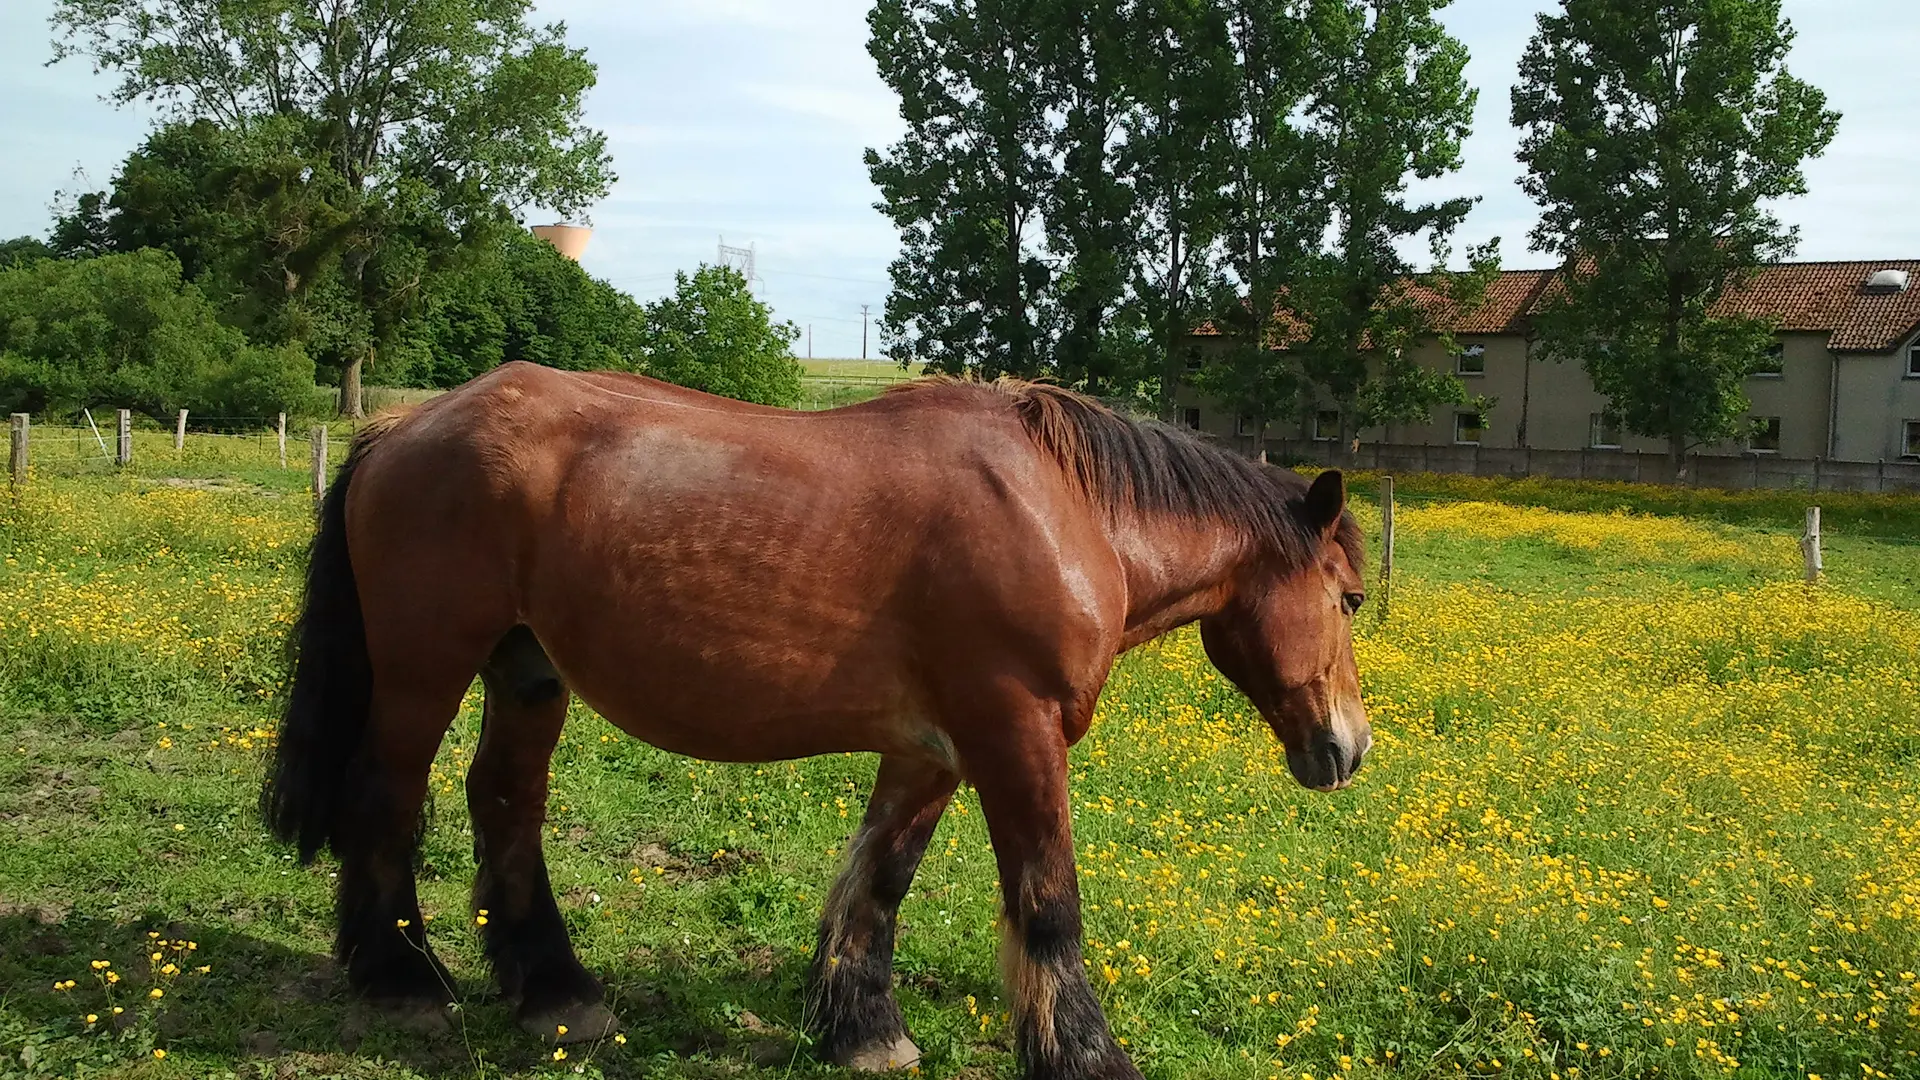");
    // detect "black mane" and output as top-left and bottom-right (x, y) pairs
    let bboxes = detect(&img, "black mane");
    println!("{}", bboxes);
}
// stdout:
(889, 376), (1365, 573)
